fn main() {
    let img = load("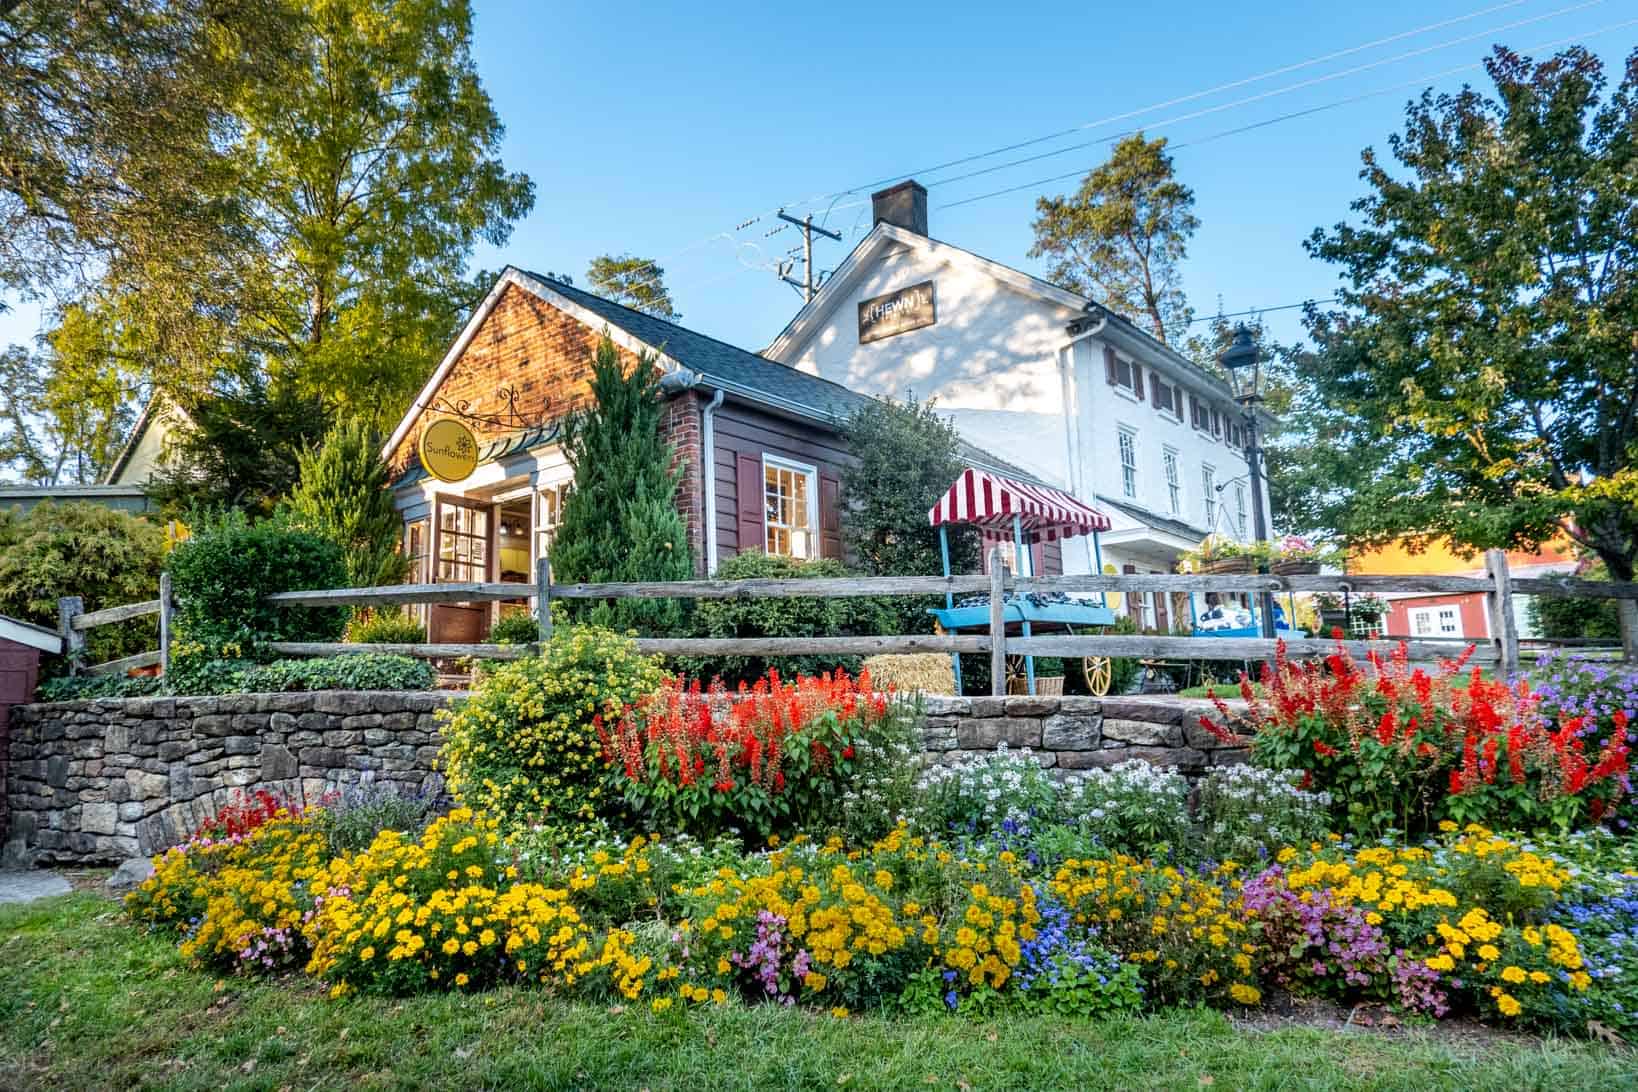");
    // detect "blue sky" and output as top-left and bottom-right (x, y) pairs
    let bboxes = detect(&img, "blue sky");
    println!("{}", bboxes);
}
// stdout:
(2, 0), (1633, 360)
